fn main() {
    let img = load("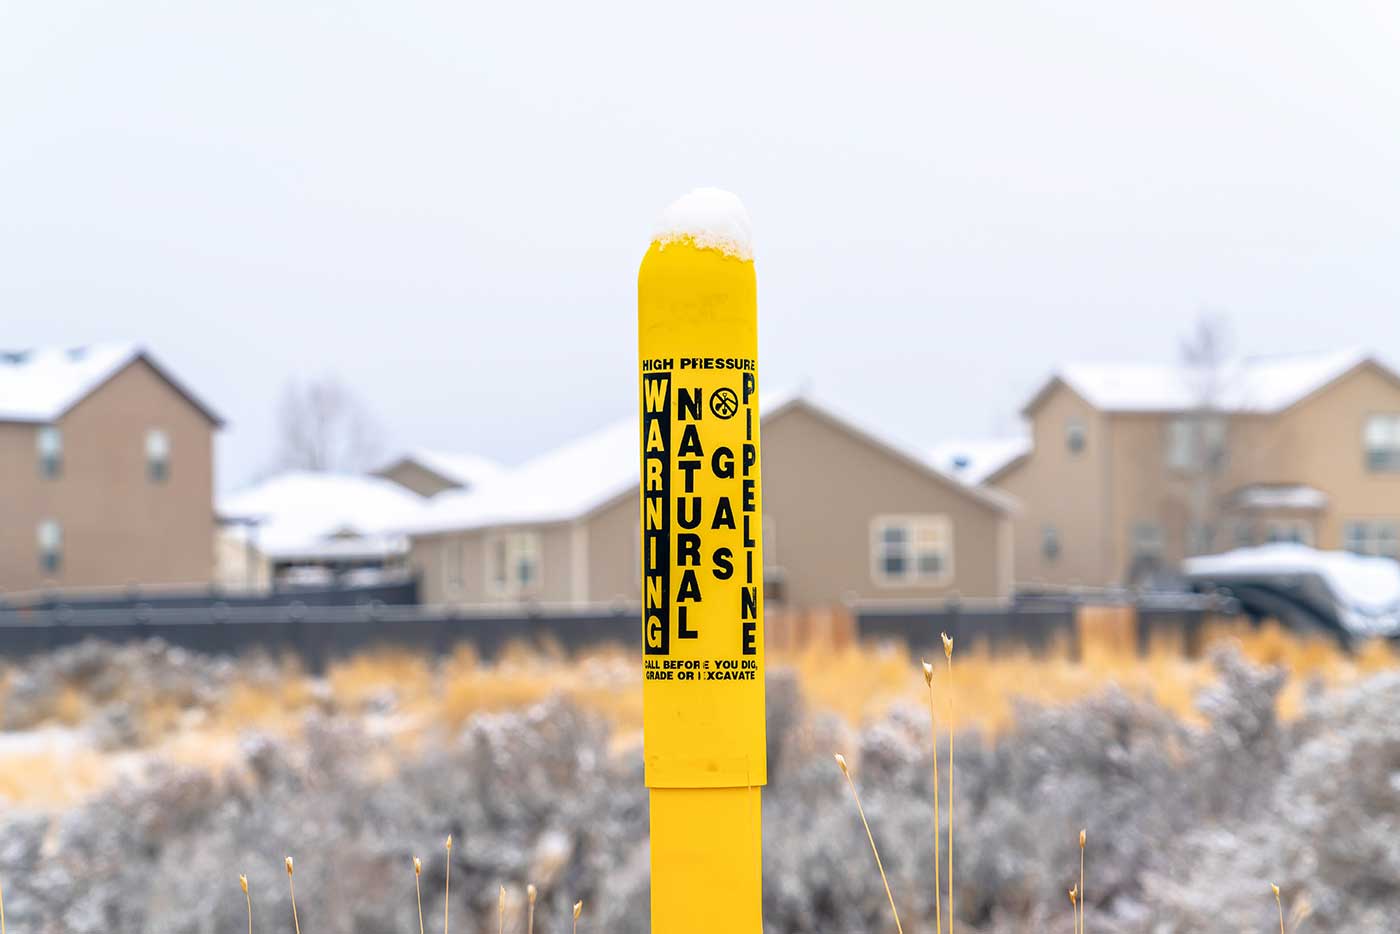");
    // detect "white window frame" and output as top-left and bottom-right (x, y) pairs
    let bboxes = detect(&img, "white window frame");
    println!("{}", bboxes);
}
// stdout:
(37, 519), (62, 575)
(1264, 518), (1313, 547)
(442, 538), (465, 596)
(145, 428), (171, 483)
(1344, 520), (1400, 559)
(1379, 522), (1399, 559)
(1167, 416), (1227, 471)
(1186, 521), (1216, 555)
(1065, 418), (1087, 456)
(762, 513), (778, 571)
(1166, 418), (1193, 470)
(37, 425), (62, 479)
(1131, 521), (1164, 558)
(870, 515), (954, 587)
(1365, 414), (1400, 472)
(1232, 519), (1256, 549)
(485, 530), (543, 597)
